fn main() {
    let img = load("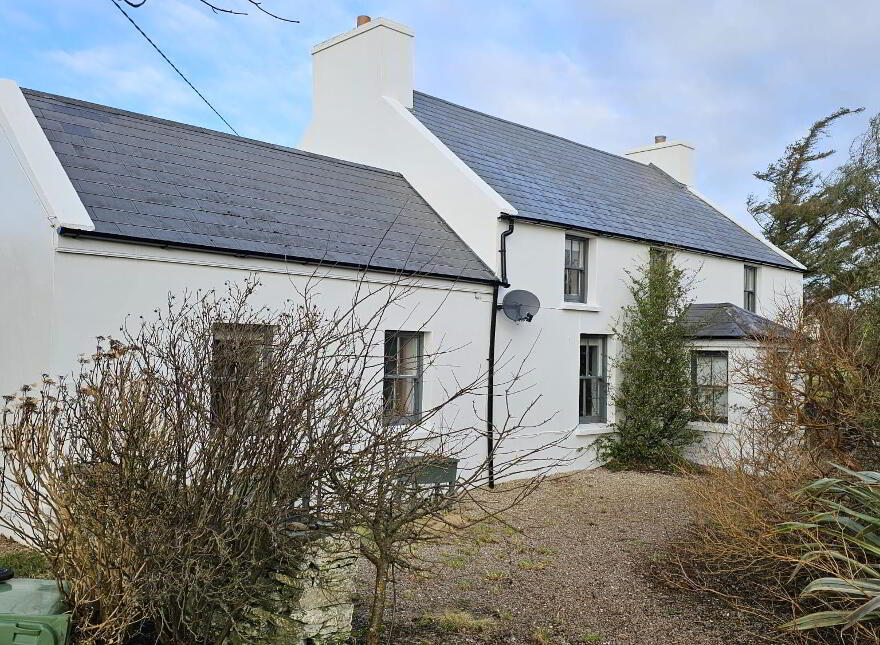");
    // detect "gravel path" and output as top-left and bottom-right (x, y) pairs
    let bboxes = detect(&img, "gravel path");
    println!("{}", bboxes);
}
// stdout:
(353, 468), (769, 644)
